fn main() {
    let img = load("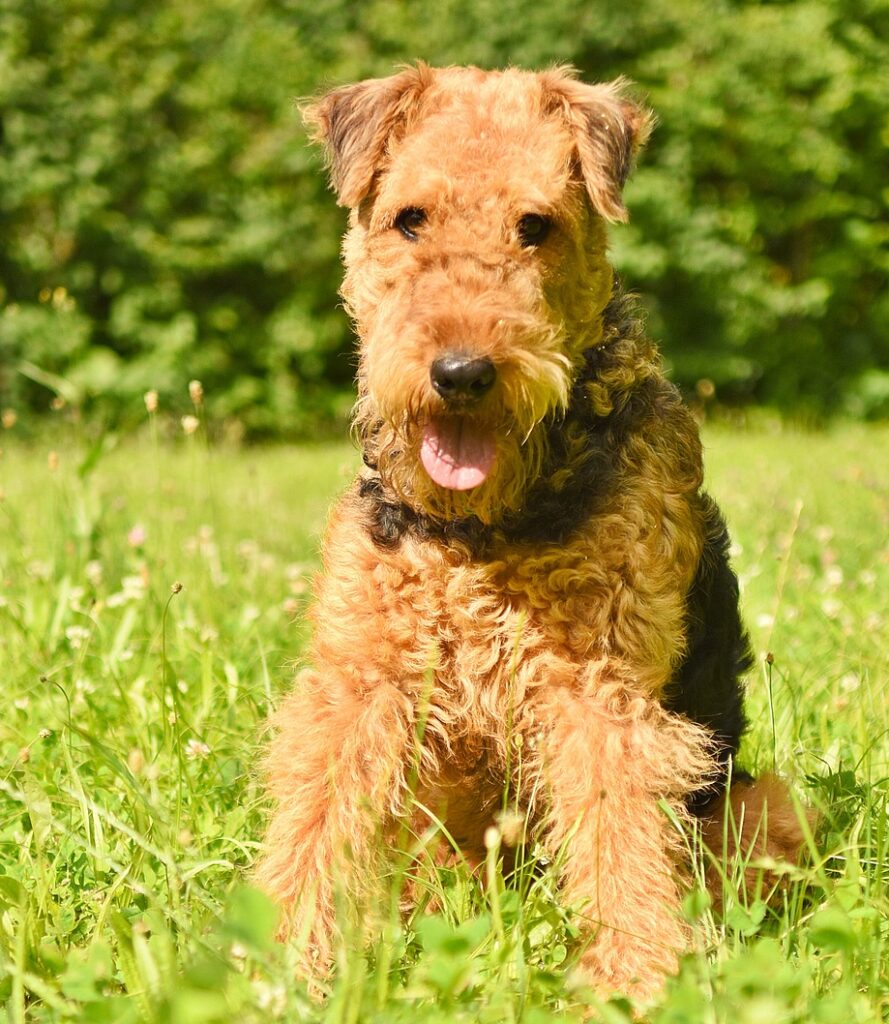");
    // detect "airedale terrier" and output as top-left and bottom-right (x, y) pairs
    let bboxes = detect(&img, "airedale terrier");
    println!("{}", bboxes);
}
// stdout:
(257, 64), (807, 996)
